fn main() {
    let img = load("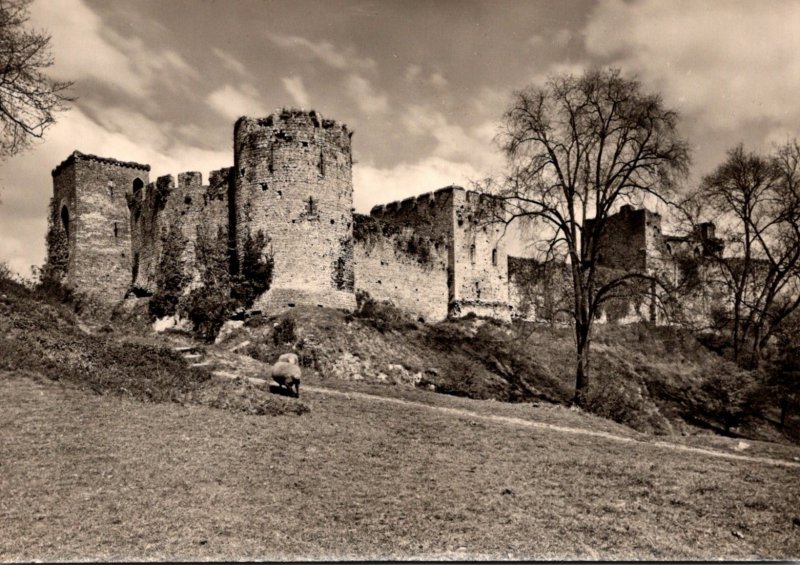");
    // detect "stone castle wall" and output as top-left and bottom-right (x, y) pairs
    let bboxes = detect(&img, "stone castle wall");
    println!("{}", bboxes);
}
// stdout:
(46, 111), (726, 328)
(450, 190), (510, 320)
(233, 110), (355, 312)
(50, 152), (150, 299)
(128, 169), (230, 295)
(353, 213), (449, 323)
(367, 186), (511, 320)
